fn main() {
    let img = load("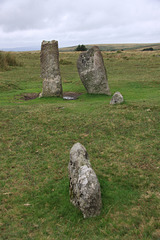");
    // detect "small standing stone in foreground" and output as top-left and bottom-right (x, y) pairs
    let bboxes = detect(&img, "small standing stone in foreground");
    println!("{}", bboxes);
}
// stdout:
(110, 91), (124, 104)
(68, 143), (102, 218)
(77, 46), (111, 95)
(40, 40), (63, 97)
